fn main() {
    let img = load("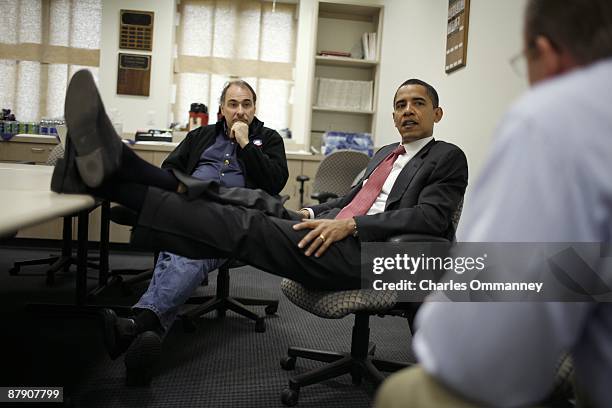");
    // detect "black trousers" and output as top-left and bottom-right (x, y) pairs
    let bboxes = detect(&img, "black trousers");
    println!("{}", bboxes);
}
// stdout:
(130, 185), (362, 291)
